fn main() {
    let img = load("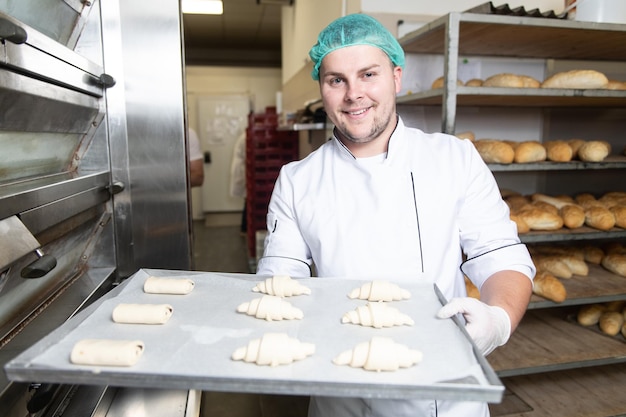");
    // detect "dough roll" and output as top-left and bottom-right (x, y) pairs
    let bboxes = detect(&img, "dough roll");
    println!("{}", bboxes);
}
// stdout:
(144, 276), (195, 294)
(70, 339), (144, 366)
(112, 303), (173, 324)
